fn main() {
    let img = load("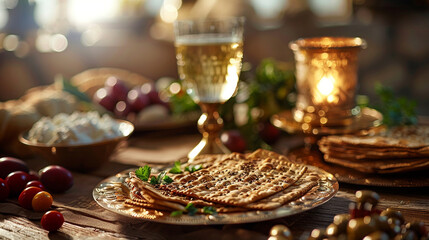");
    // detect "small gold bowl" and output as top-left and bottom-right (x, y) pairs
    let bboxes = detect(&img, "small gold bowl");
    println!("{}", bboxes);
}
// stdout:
(19, 120), (134, 172)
